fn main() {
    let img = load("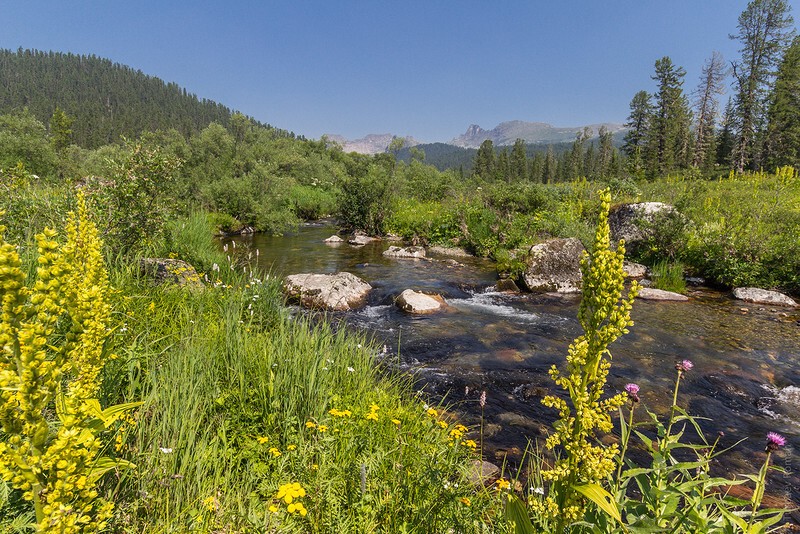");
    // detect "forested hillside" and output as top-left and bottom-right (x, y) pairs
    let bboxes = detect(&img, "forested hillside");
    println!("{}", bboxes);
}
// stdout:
(0, 48), (294, 147)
